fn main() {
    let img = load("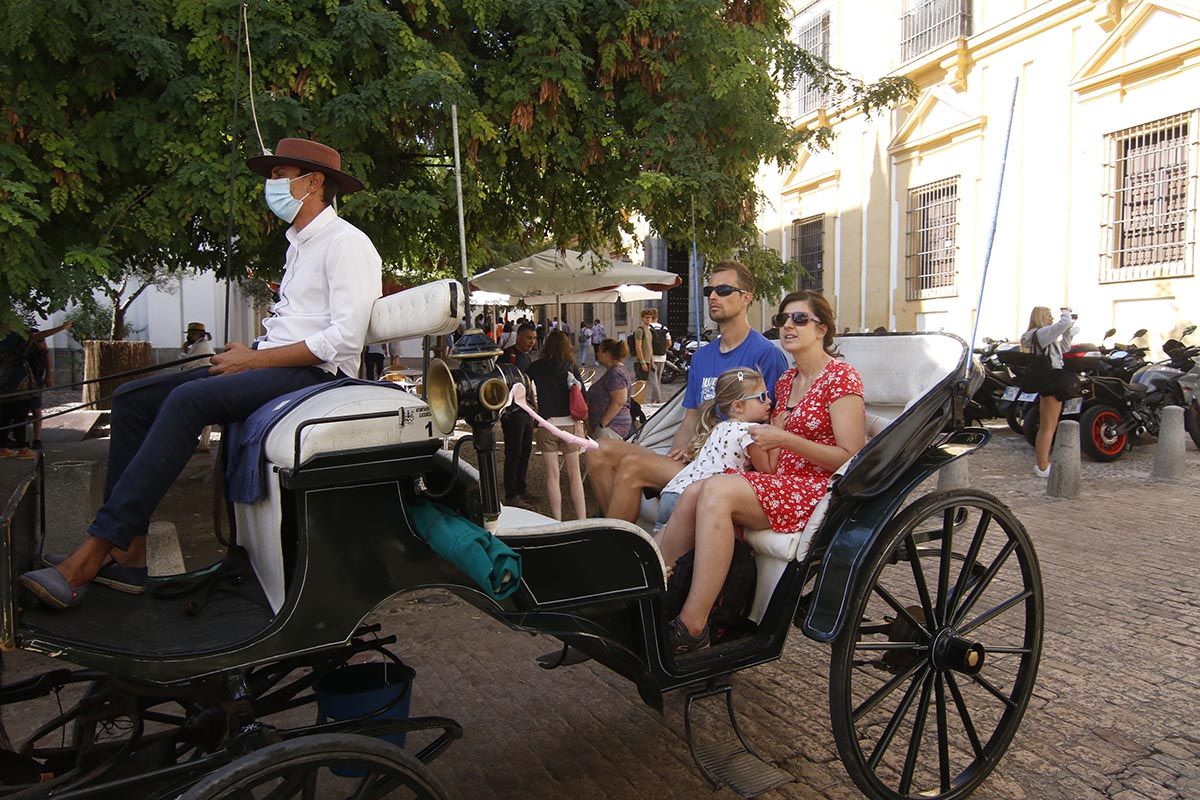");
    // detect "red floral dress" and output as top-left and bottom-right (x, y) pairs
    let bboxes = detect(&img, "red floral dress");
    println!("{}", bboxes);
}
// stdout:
(738, 360), (864, 532)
